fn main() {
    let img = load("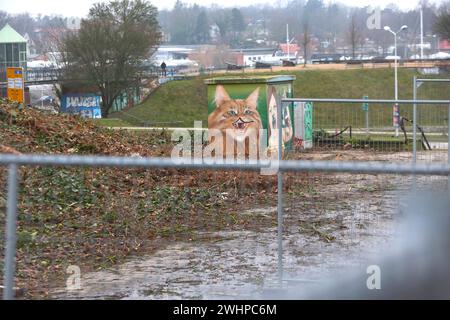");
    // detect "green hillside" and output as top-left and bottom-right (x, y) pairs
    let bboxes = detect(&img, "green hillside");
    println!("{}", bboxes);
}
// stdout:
(111, 68), (449, 128)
